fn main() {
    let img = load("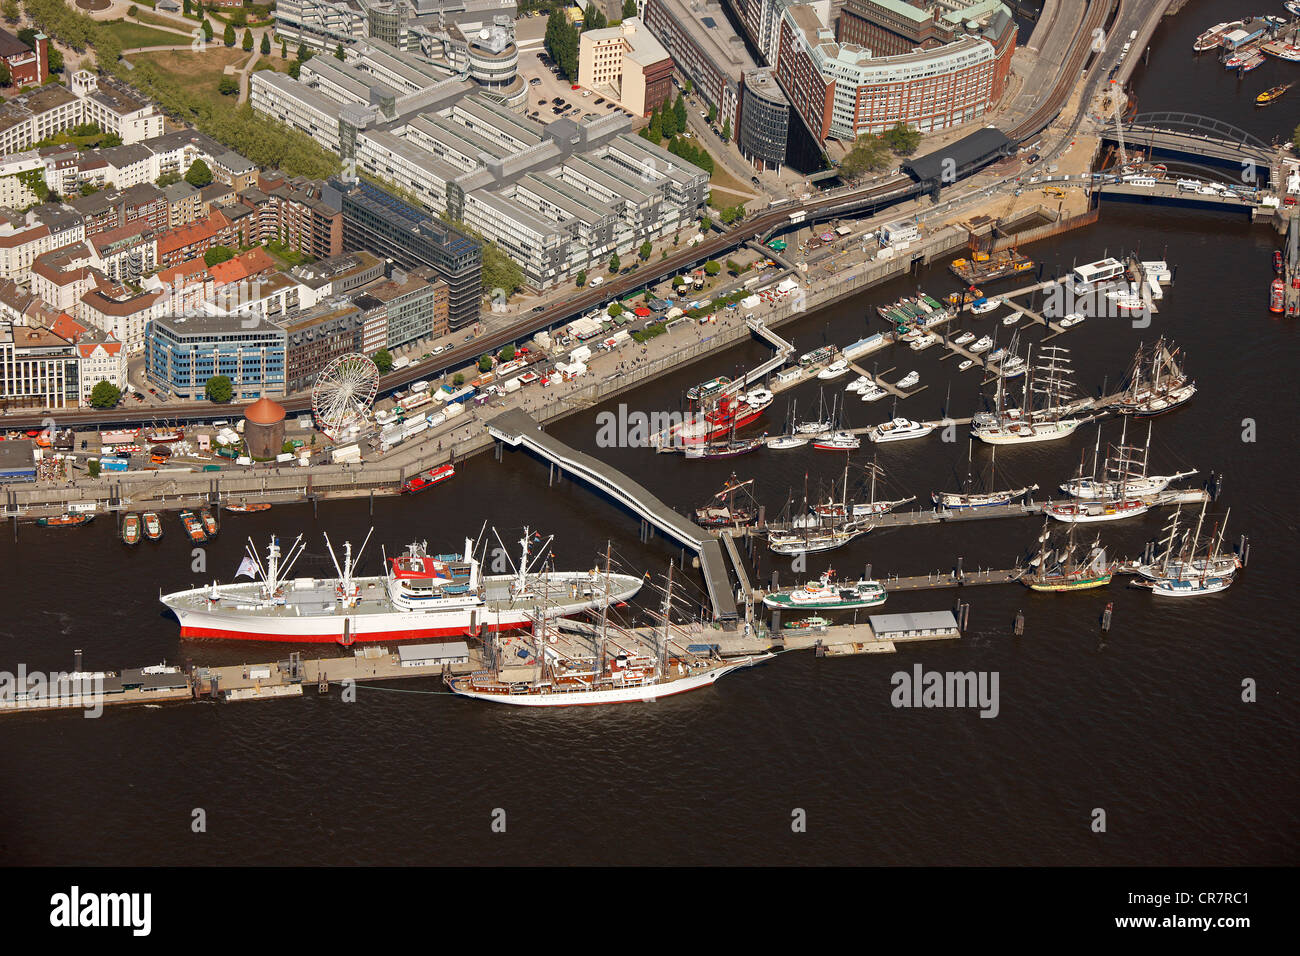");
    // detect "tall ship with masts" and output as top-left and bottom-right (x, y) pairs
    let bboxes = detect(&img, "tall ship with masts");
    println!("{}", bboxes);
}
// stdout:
(1114, 337), (1196, 417)
(1131, 502), (1241, 595)
(159, 527), (643, 643)
(972, 345), (1087, 445)
(813, 456), (915, 519)
(933, 446), (1037, 509)
(1044, 421), (1158, 524)
(445, 562), (772, 706)
(1059, 421), (1195, 498)
(1022, 520), (1114, 591)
